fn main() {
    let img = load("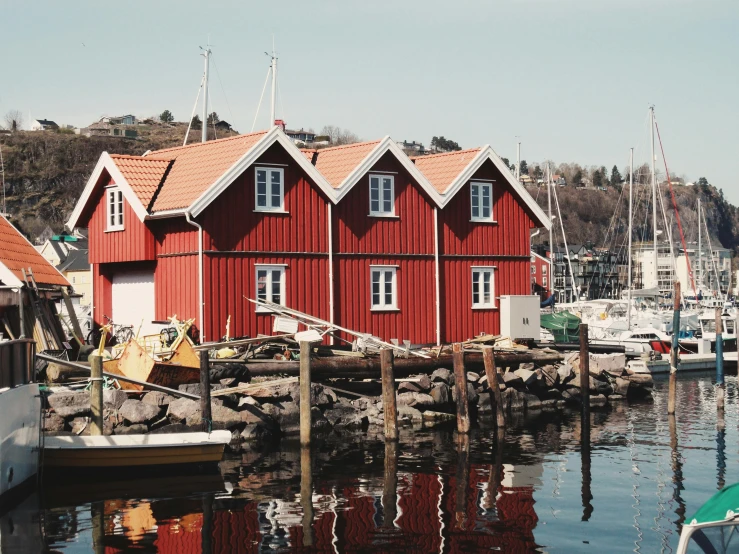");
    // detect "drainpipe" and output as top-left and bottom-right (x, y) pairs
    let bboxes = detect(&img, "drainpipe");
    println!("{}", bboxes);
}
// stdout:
(18, 288), (24, 338)
(327, 203), (335, 344)
(433, 207), (441, 346)
(185, 212), (205, 343)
